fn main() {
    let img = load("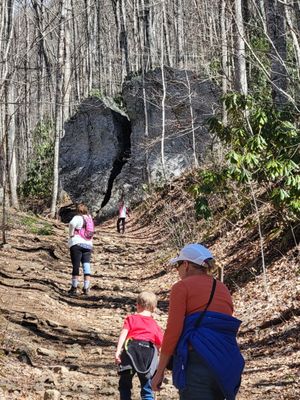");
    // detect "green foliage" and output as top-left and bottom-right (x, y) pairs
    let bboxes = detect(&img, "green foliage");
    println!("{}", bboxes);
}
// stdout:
(89, 88), (103, 99)
(89, 89), (125, 111)
(188, 169), (230, 220)
(191, 94), (300, 220)
(21, 215), (53, 235)
(189, 170), (227, 200)
(18, 120), (54, 201)
(194, 197), (212, 220)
